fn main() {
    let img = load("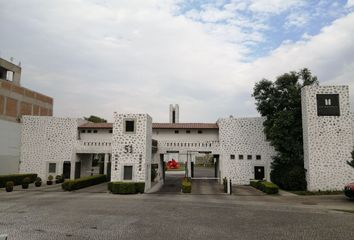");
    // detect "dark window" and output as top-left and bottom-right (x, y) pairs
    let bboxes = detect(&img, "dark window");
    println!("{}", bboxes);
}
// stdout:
(48, 163), (56, 173)
(238, 155), (244, 160)
(87, 130), (92, 133)
(172, 110), (176, 123)
(186, 130), (191, 134)
(175, 130), (179, 134)
(109, 130), (113, 133)
(247, 155), (252, 160)
(123, 166), (133, 180)
(198, 130), (202, 134)
(81, 130), (86, 133)
(125, 120), (135, 132)
(256, 155), (261, 160)
(230, 155), (235, 160)
(93, 130), (98, 133)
